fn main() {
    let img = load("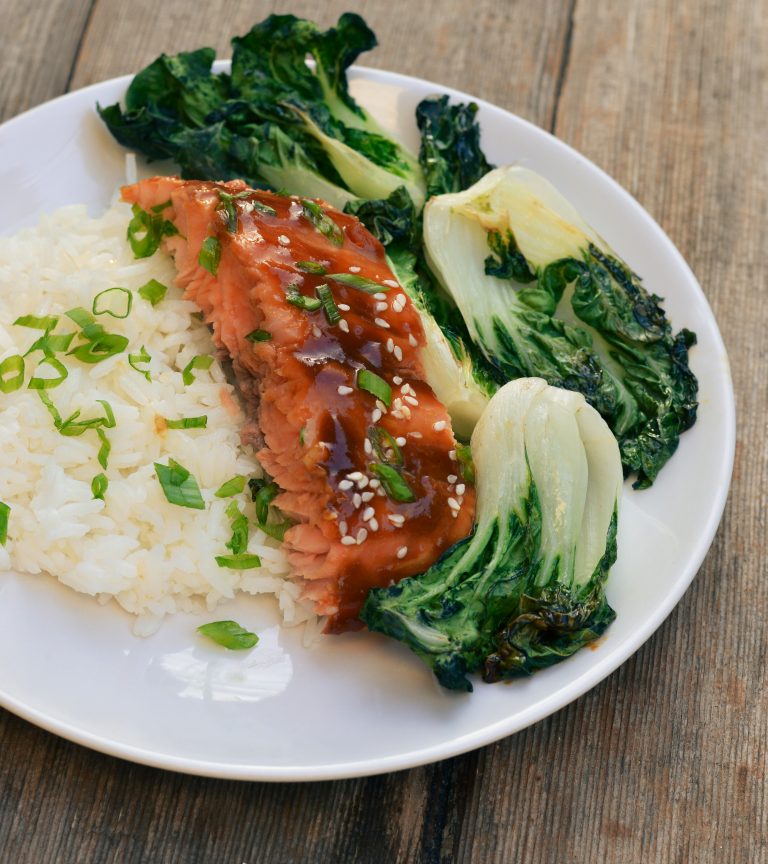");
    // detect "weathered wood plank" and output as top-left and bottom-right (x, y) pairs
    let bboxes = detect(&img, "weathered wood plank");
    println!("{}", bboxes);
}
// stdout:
(0, 0), (95, 123)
